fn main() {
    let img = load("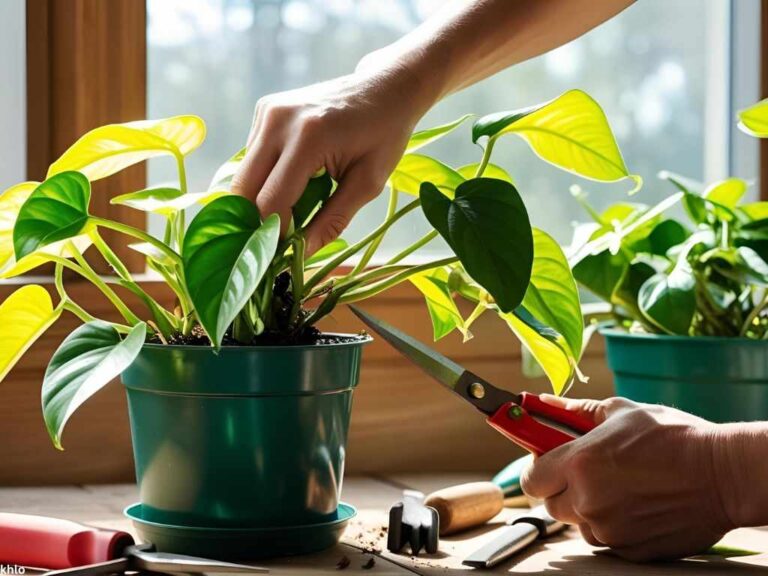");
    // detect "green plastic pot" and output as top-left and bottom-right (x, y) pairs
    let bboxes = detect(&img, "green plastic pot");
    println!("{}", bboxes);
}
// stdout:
(602, 329), (768, 422)
(121, 335), (370, 535)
